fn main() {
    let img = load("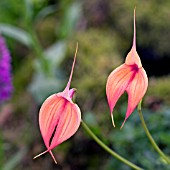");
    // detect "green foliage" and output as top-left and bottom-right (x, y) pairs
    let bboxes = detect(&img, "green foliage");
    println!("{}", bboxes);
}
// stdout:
(0, 24), (32, 47)
(64, 29), (122, 109)
(82, 104), (170, 169)
(0, 0), (25, 24)
(2, 148), (27, 170)
(93, 105), (170, 170)
(0, 0), (47, 25)
(0, 0), (82, 104)
(13, 56), (34, 97)
(58, 1), (83, 39)
(28, 0), (82, 103)
(108, 0), (170, 57)
(148, 77), (170, 104)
